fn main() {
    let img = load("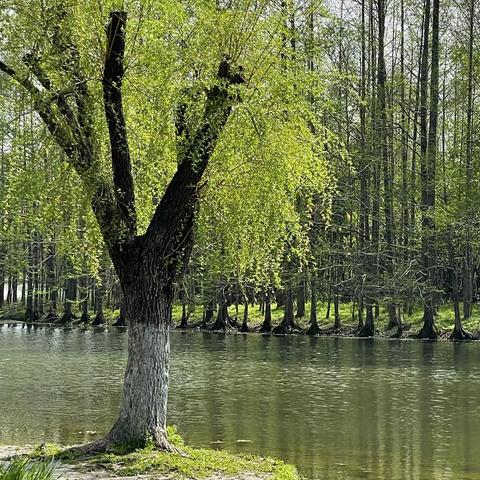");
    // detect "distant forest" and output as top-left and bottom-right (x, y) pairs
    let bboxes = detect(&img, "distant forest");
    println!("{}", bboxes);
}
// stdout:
(1, 0), (479, 341)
